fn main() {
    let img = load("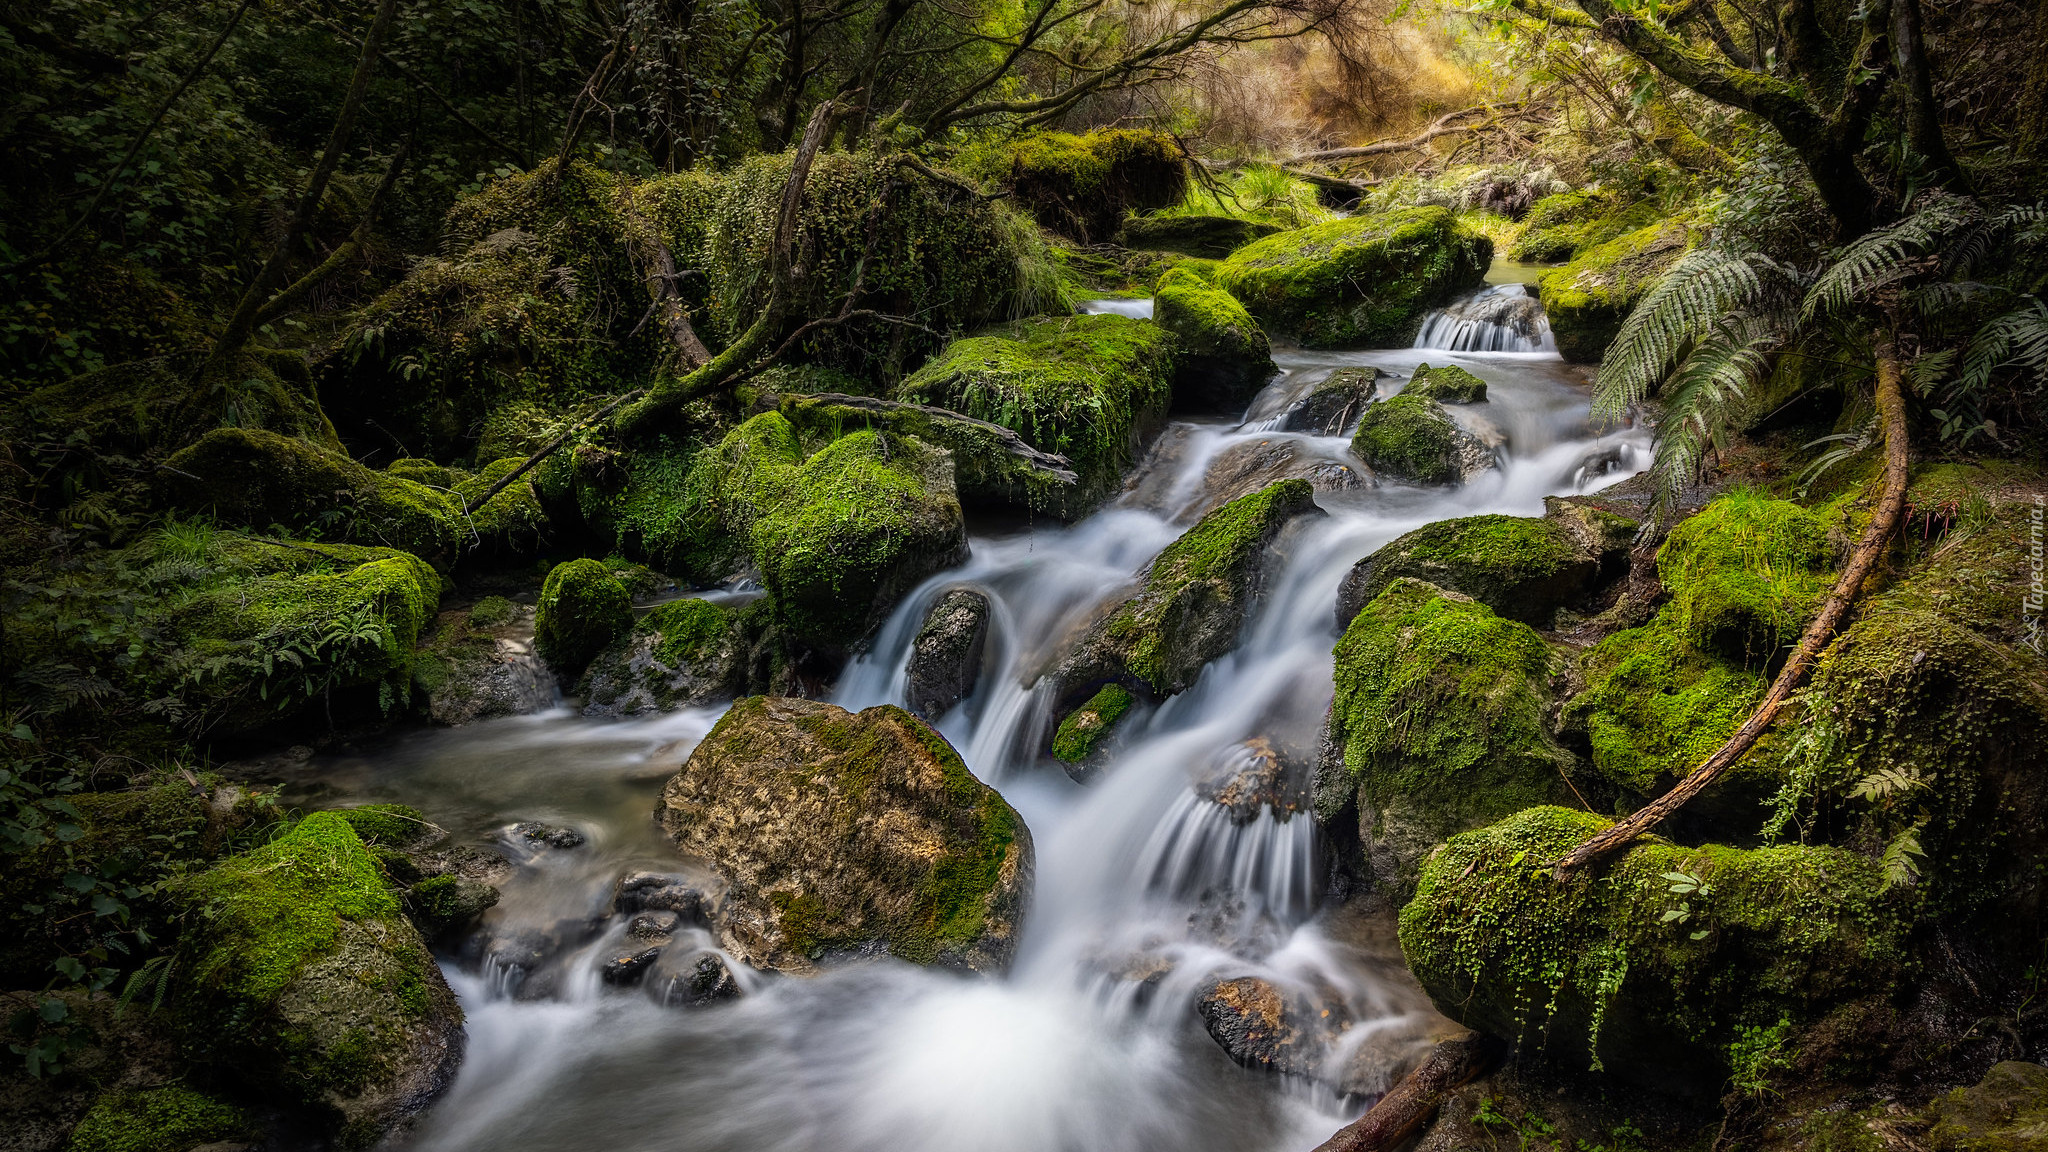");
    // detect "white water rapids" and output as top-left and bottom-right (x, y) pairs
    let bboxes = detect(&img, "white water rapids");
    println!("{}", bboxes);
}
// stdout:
(299, 284), (1647, 1152)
